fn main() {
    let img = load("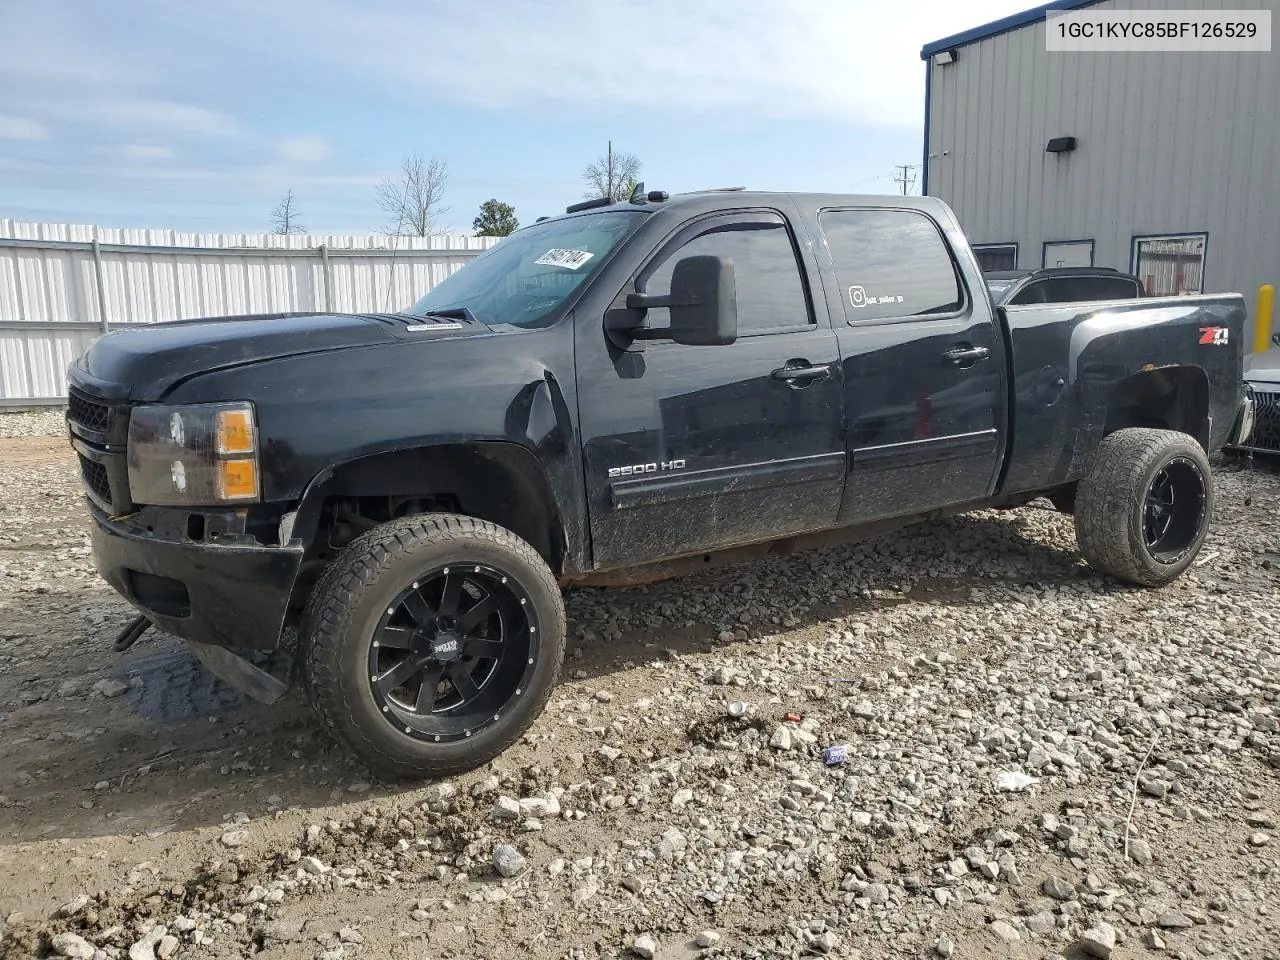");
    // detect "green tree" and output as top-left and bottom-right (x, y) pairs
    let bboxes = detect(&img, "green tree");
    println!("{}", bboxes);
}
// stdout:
(473, 199), (519, 237)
